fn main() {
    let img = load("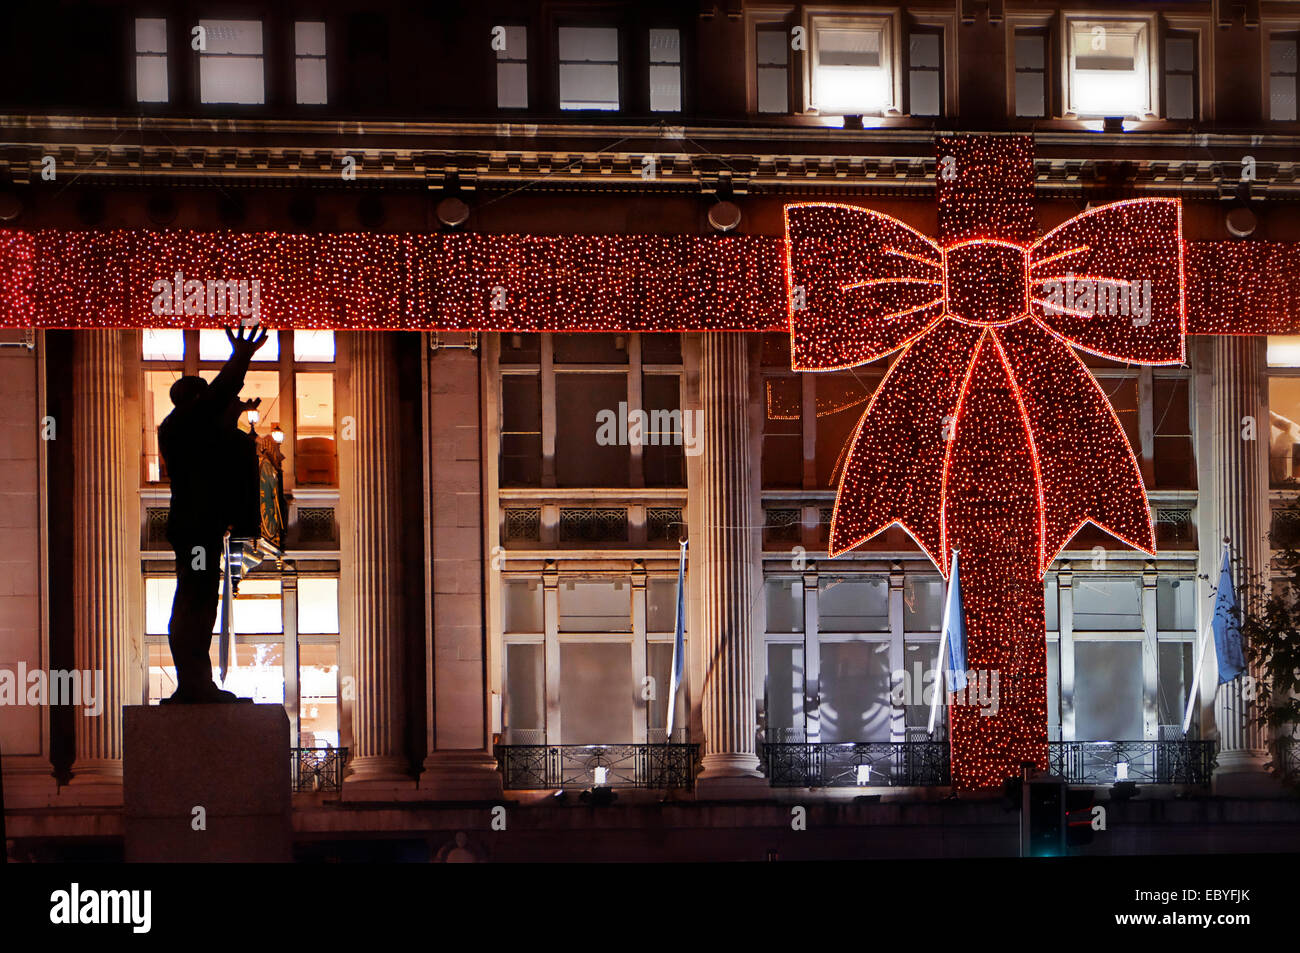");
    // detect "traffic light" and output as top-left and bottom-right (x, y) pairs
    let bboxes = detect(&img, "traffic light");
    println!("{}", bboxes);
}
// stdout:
(1065, 787), (1096, 847)
(1024, 776), (1065, 857)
